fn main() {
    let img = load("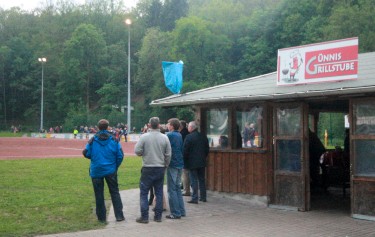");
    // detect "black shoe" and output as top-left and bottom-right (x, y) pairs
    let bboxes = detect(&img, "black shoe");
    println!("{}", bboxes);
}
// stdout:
(154, 217), (162, 222)
(136, 217), (149, 224)
(152, 208), (167, 212)
(187, 200), (198, 204)
(166, 214), (181, 219)
(199, 198), (207, 202)
(116, 217), (125, 222)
